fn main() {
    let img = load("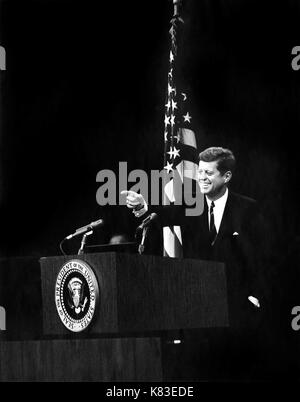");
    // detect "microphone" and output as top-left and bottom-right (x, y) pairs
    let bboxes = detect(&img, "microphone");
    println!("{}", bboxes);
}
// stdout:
(137, 213), (157, 231)
(136, 213), (157, 255)
(65, 218), (104, 240)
